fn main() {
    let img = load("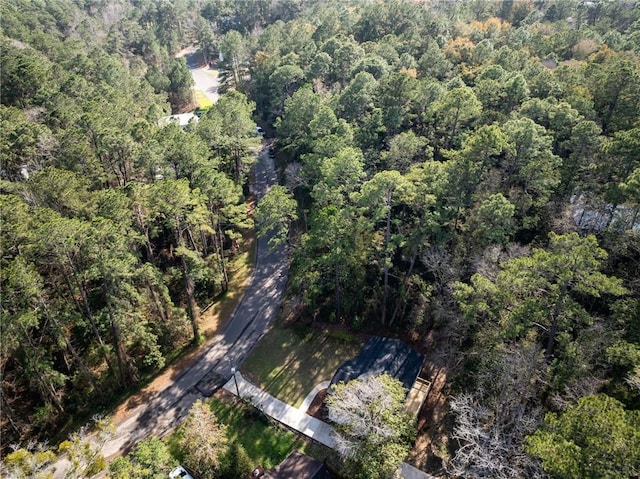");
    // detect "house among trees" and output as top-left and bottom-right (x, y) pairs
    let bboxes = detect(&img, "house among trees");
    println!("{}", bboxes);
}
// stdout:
(330, 336), (429, 416)
(262, 451), (337, 479)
